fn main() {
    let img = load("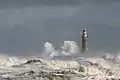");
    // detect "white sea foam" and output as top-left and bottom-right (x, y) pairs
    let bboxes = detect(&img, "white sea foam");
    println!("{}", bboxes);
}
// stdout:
(0, 41), (80, 68)
(0, 41), (117, 68)
(0, 41), (119, 80)
(42, 41), (80, 58)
